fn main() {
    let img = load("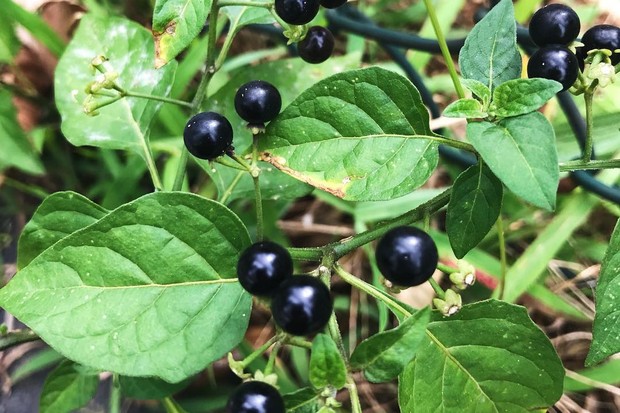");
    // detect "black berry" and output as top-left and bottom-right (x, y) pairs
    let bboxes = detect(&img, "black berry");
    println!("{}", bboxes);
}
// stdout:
(298, 26), (334, 64)
(183, 112), (233, 160)
(271, 275), (332, 336)
(234, 81), (282, 126)
(275, 0), (320, 25)
(237, 241), (293, 297)
(527, 45), (579, 91)
(375, 226), (438, 287)
(226, 381), (285, 413)
(529, 4), (580, 47)
(580, 24), (620, 65)
(319, 0), (346, 8)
